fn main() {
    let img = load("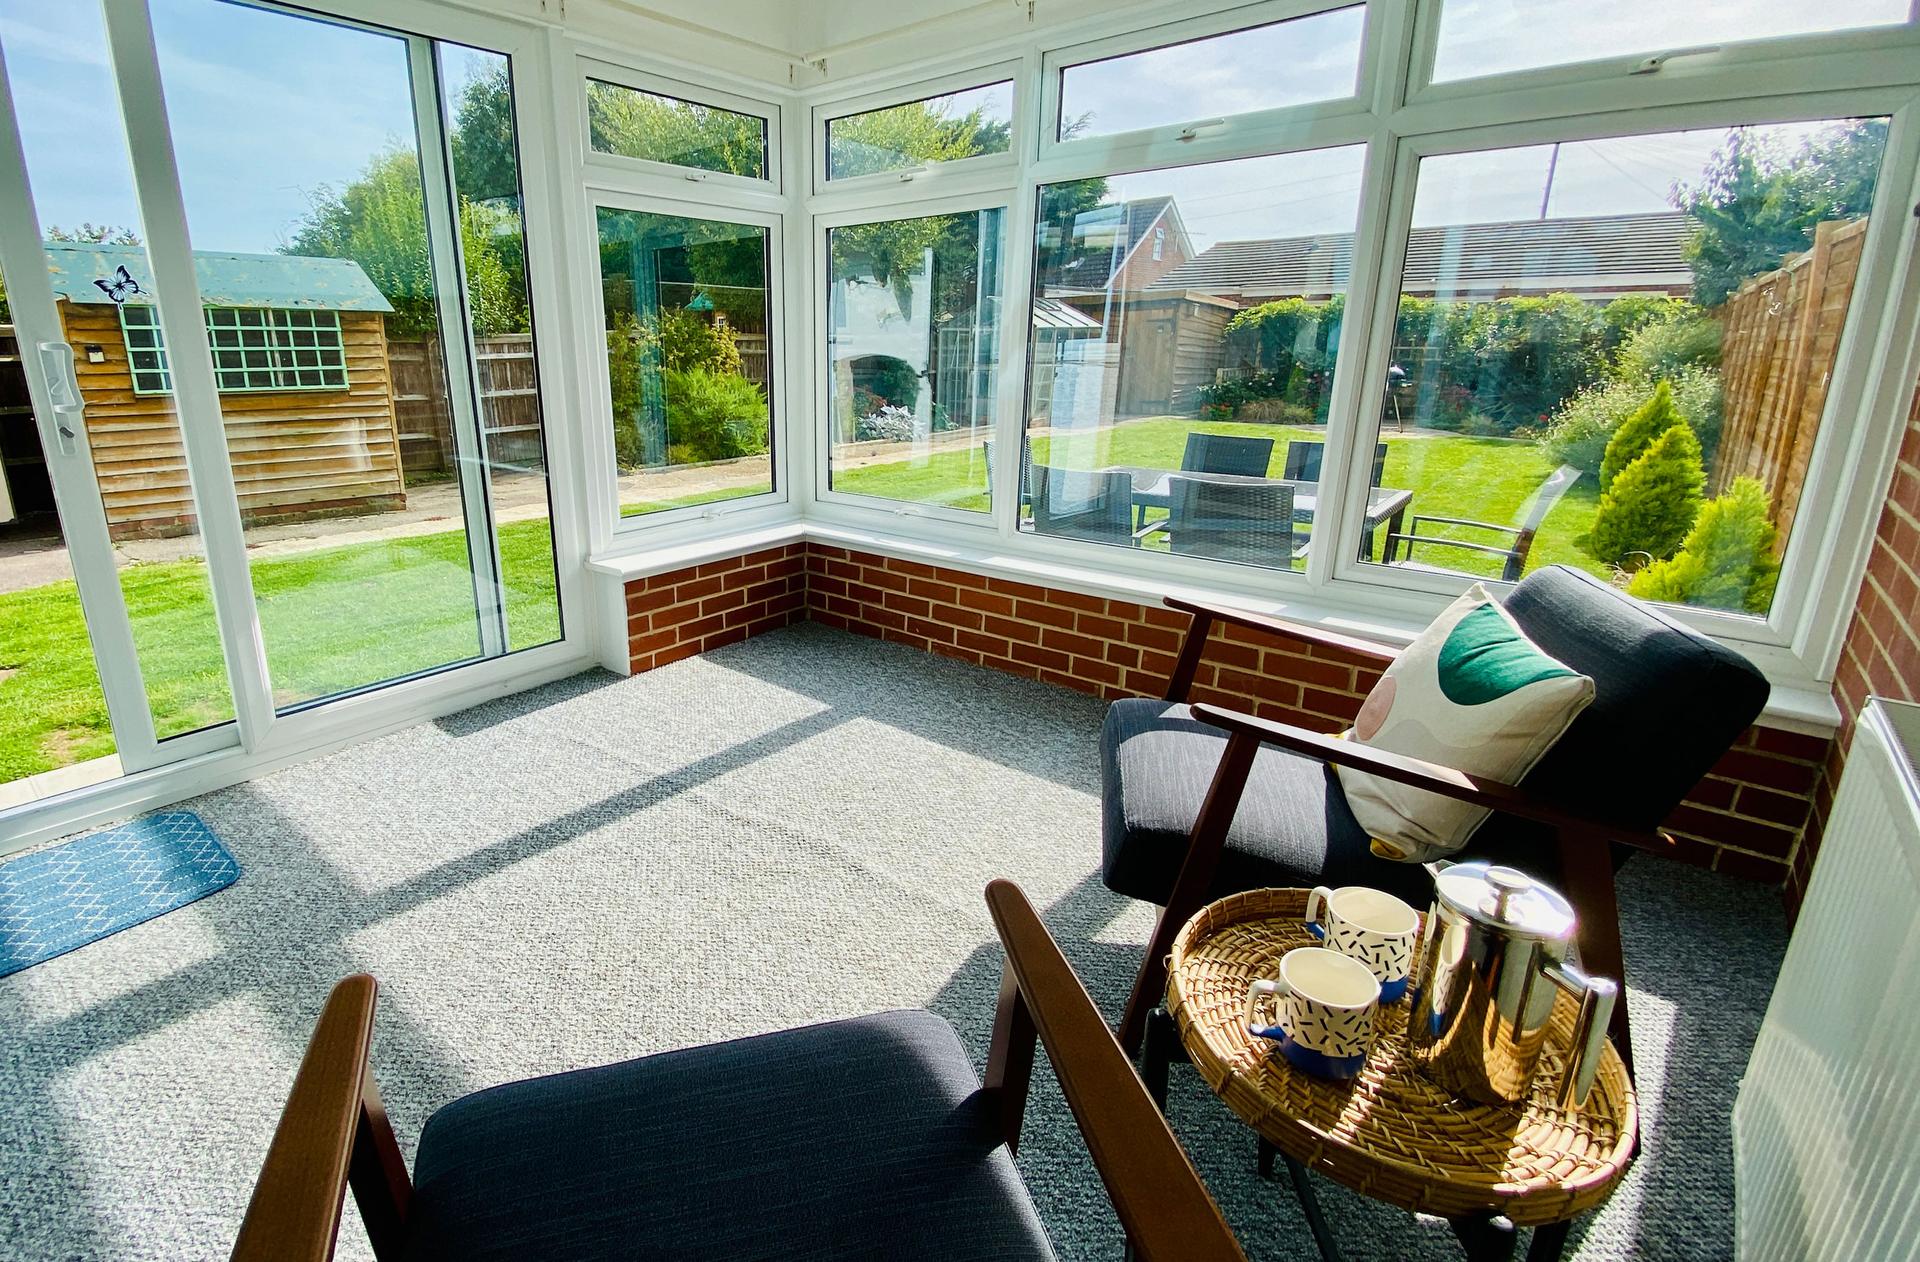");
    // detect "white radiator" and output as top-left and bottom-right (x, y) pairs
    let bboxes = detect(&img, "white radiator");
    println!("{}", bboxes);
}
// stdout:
(1735, 697), (1920, 1261)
